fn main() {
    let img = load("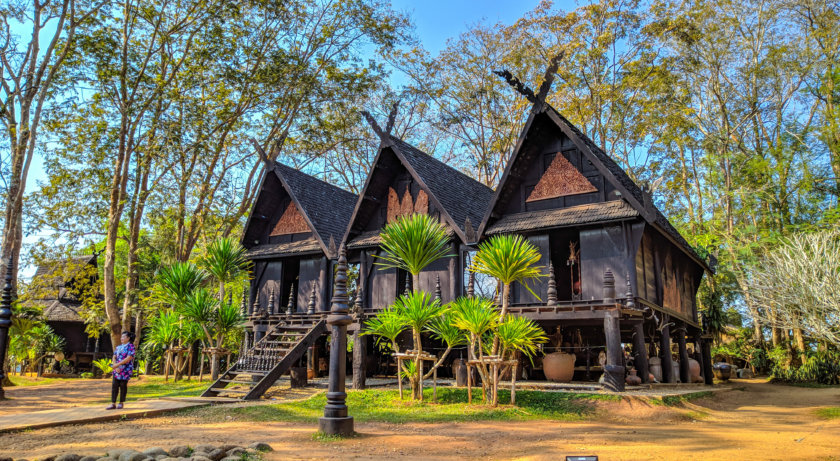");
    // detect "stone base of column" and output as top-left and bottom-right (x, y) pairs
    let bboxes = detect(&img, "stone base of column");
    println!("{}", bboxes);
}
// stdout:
(318, 416), (354, 436)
